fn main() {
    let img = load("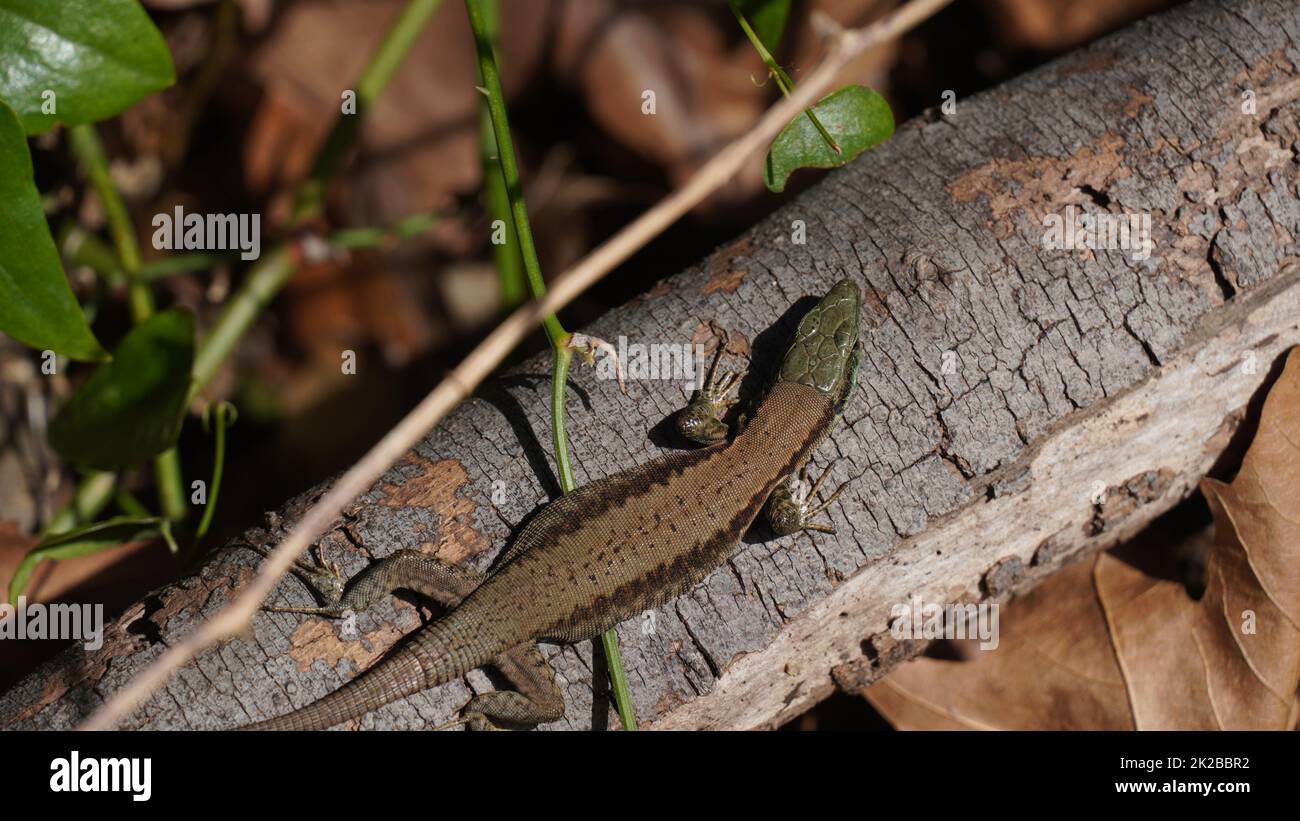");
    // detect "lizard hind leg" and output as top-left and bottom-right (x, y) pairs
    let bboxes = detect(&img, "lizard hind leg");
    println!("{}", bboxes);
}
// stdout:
(764, 463), (851, 536)
(264, 548), (485, 618)
(461, 642), (566, 731)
